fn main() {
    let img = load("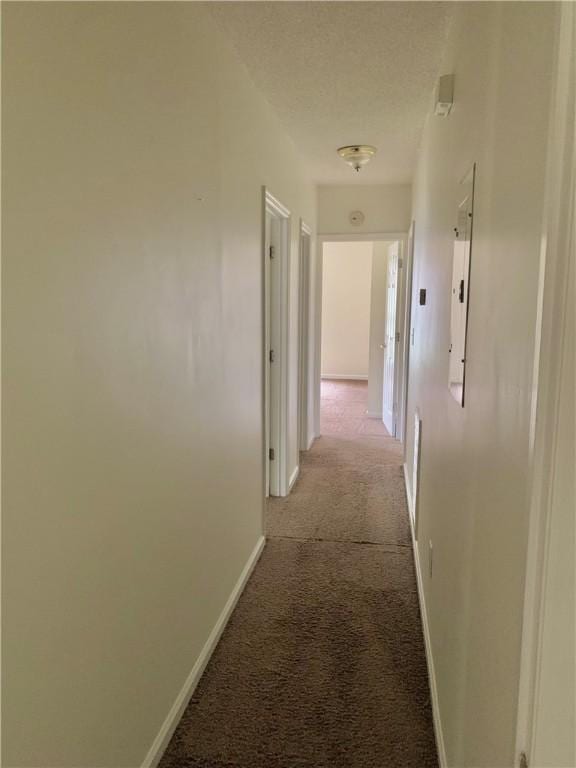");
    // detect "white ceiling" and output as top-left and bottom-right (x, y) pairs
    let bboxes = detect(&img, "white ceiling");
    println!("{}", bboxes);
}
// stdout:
(207, 2), (452, 185)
